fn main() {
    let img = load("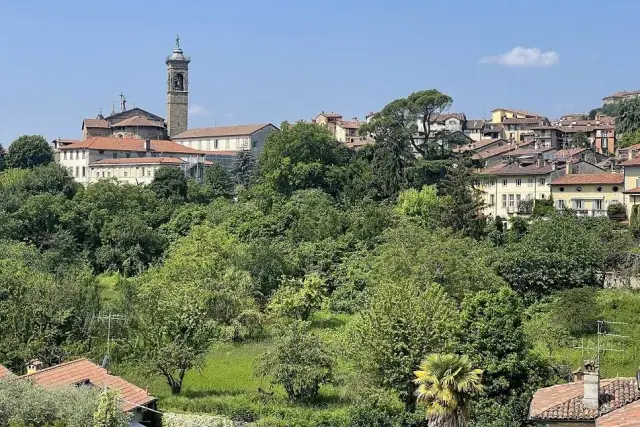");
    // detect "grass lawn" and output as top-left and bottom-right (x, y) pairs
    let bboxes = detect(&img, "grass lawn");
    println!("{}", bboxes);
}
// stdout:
(116, 311), (354, 424)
